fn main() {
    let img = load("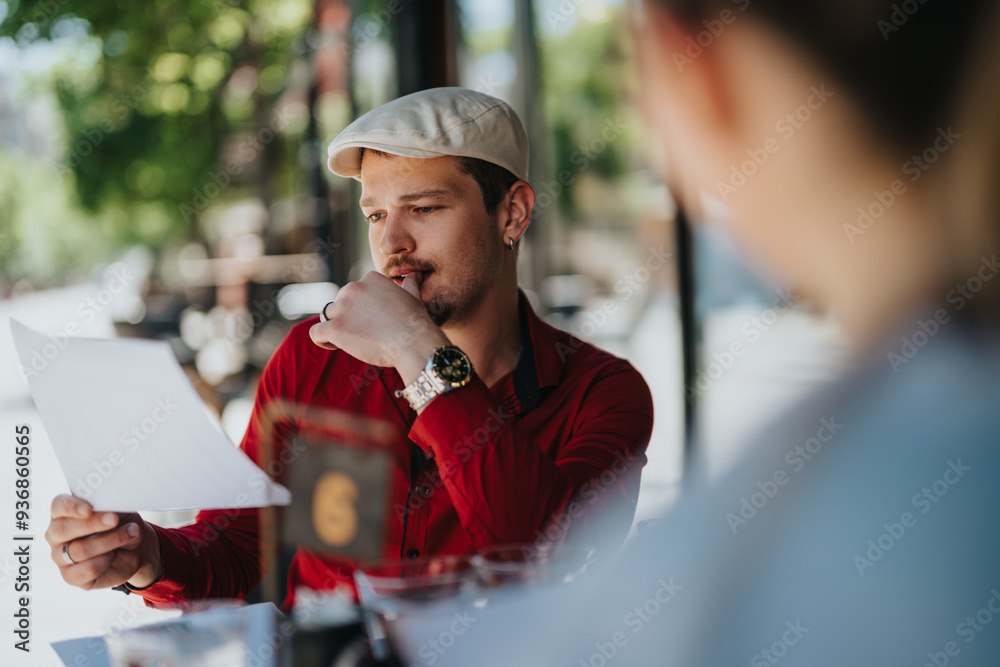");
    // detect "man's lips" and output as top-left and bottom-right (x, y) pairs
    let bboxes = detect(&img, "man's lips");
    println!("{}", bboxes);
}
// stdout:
(390, 270), (431, 286)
